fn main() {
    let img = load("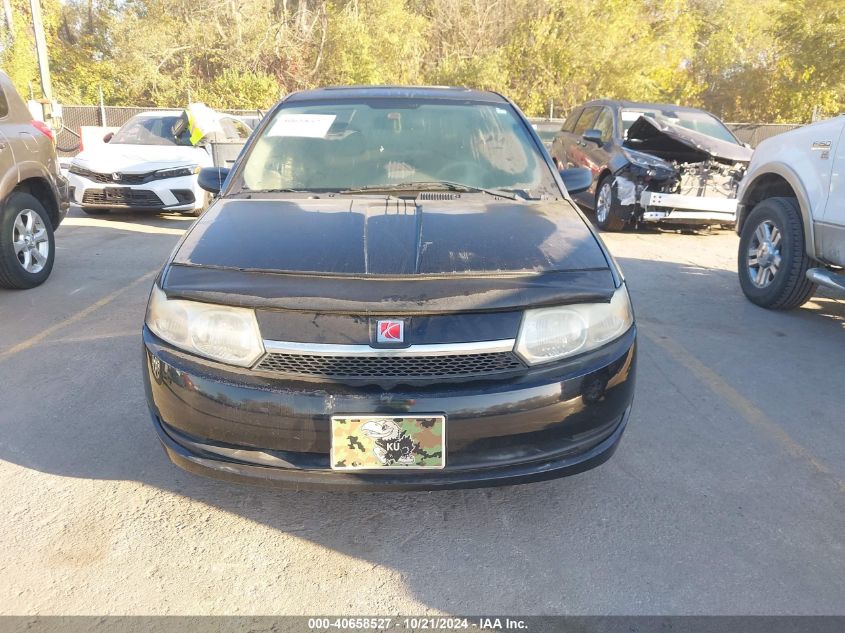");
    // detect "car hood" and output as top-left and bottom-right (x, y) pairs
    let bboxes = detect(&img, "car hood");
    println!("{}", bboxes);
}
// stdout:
(162, 196), (615, 313)
(624, 115), (752, 164)
(72, 143), (210, 173)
